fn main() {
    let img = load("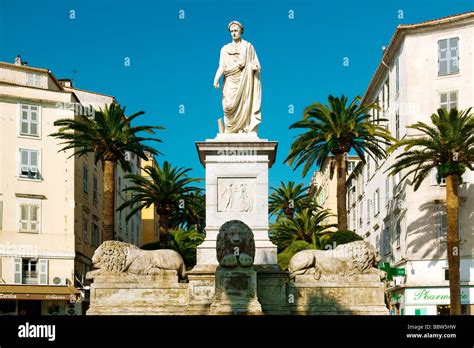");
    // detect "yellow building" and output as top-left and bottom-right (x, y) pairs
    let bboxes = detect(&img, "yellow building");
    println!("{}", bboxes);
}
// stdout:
(308, 155), (360, 229)
(140, 152), (160, 246)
